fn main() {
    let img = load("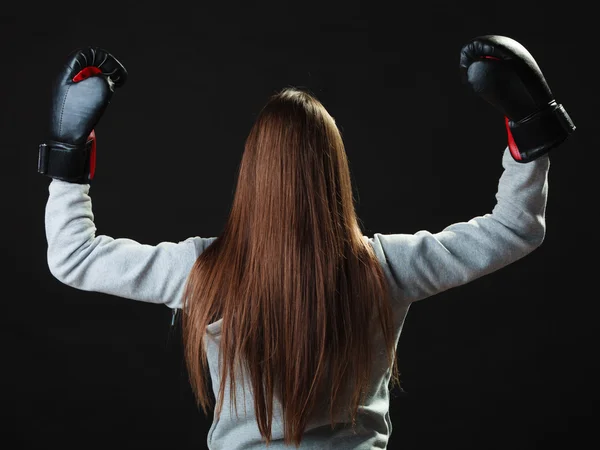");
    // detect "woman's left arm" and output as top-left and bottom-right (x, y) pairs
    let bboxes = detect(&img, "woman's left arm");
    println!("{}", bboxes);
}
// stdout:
(45, 179), (216, 309)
